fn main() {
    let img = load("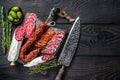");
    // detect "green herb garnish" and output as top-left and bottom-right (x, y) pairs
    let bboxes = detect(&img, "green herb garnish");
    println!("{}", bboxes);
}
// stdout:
(0, 6), (12, 53)
(29, 58), (61, 74)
